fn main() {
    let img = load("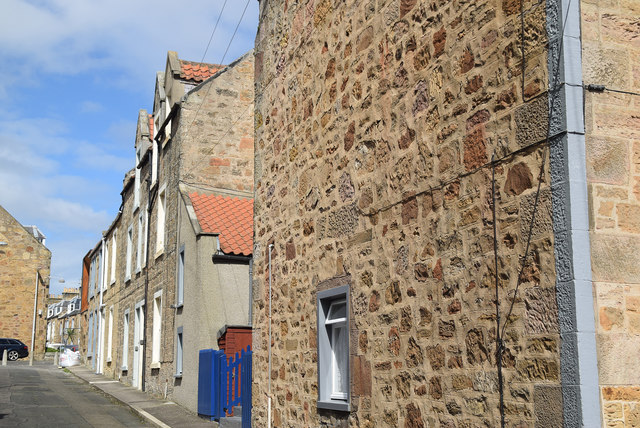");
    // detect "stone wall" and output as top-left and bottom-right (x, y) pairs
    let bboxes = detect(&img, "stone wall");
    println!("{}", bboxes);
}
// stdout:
(179, 51), (255, 194)
(0, 205), (50, 359)
(253, 0), (565, 426)
(581, 0), (640, 426)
